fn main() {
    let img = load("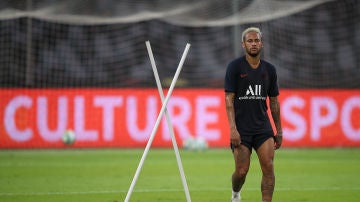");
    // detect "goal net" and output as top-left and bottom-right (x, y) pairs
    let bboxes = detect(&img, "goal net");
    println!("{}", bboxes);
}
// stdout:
(0, 0), (358, 88)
